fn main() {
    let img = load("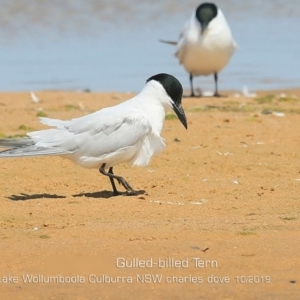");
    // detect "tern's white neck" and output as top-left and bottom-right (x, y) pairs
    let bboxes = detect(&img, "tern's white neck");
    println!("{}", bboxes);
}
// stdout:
(134, 81), (172, 134)
(139, 81), (172, 112)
